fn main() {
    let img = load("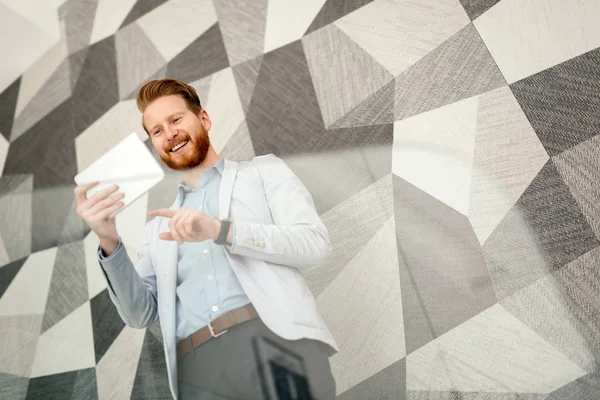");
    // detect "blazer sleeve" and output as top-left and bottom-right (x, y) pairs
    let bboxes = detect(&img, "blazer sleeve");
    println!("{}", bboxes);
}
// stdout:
(228, 154), (332, 270)
(97, 224), (159, 329)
